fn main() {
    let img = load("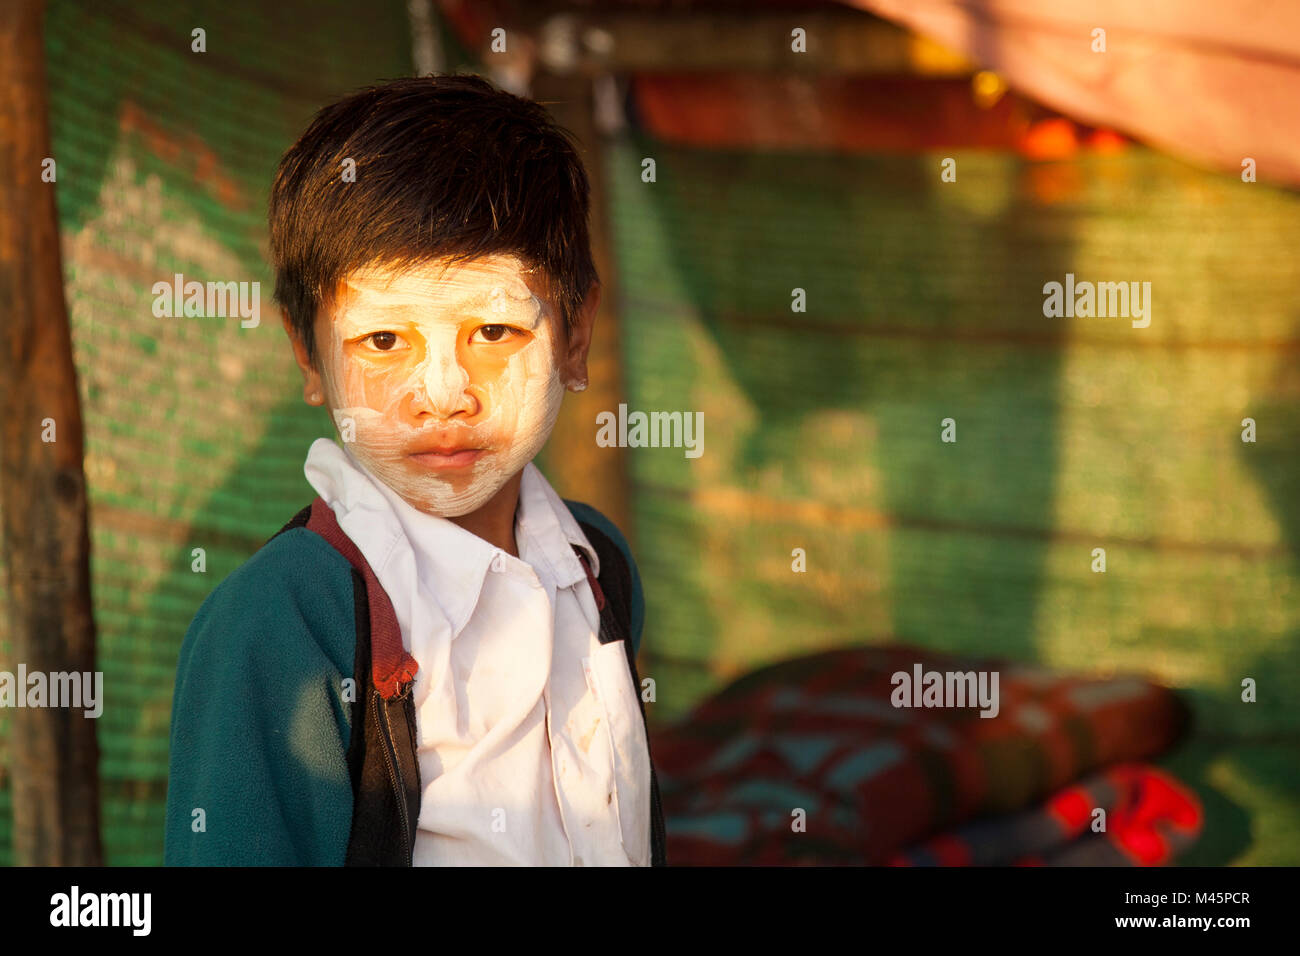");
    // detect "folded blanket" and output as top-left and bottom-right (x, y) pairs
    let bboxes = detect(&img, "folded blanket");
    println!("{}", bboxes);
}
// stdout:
(653, 644), (1193, 865)
(889, 764), (1203, 865)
